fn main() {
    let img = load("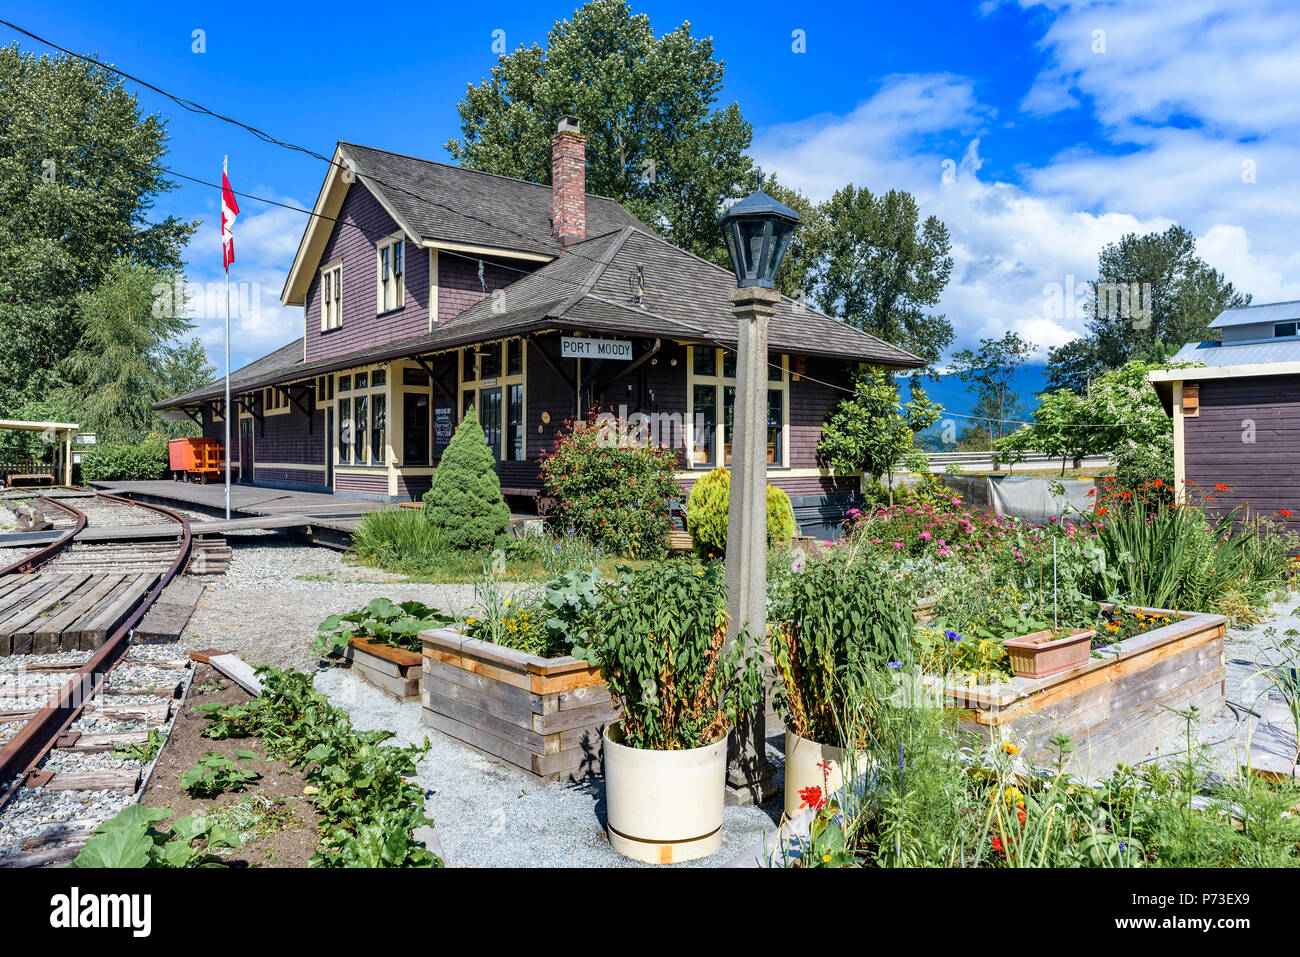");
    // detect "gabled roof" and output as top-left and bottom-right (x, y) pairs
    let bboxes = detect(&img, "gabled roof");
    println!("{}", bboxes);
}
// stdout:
(159, 224), (922, 410)
(1209, 299), (1300, 328)
(281, 142), (654, 306)
(443, 226), (924, 366)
